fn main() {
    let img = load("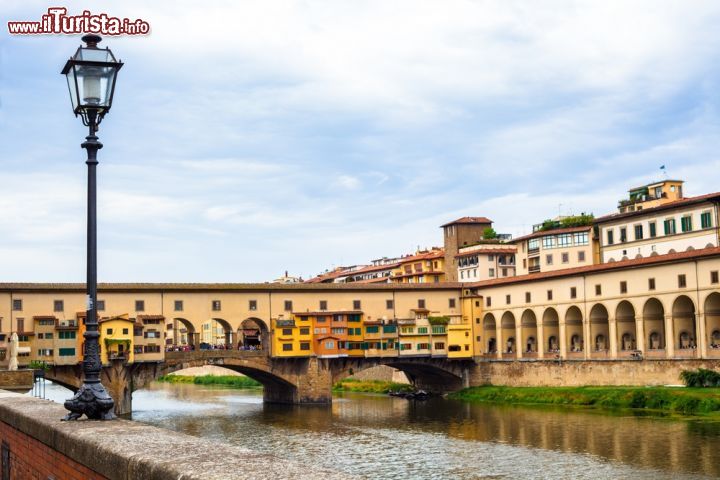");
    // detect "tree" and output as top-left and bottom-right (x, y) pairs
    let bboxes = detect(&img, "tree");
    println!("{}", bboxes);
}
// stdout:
(483, 227), (498, 239)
